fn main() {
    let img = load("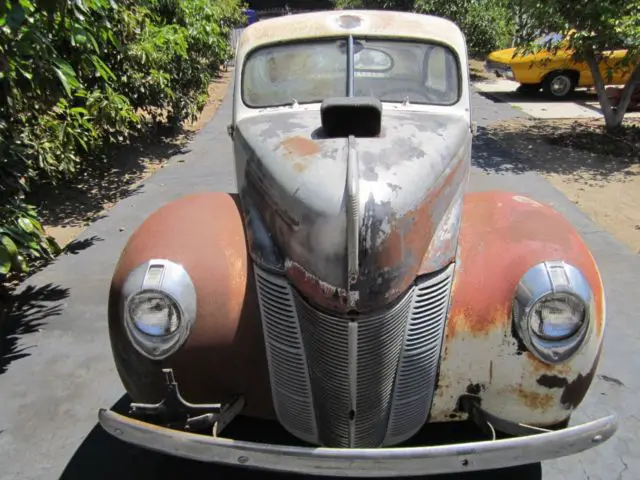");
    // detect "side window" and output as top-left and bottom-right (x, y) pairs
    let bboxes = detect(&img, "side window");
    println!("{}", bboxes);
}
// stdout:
(425, 46), (447, 92)
(423, 46), (458, 103)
